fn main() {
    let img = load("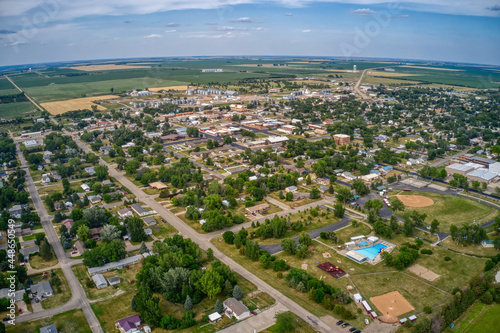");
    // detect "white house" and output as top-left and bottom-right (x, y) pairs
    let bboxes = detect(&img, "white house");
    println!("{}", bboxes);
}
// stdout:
(131, 203), (154, 217)
(223, 297), (250, 320)
(81, 184), (91, 192)
(118, 208), (133, 218)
